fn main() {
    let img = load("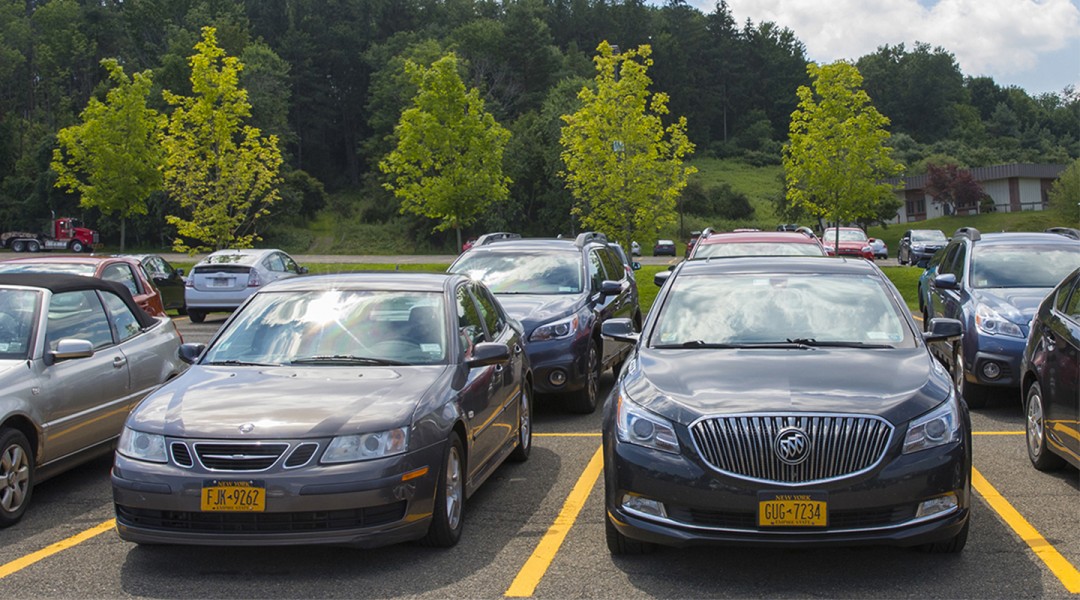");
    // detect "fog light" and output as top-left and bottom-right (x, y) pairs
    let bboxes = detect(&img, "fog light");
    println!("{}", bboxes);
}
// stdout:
(622, 494), (667, 518)
(981, 362), (1001, 380)
(548, 369), (567, 387)
(916, 493), (958, 518)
